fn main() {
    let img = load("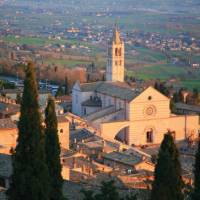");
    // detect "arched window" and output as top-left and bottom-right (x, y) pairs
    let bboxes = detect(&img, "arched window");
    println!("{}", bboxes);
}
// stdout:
(115, 48), (118, 56)
(119, 48), (122, 56)
(146, 129), (153, 143)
